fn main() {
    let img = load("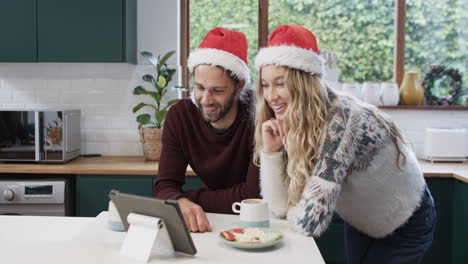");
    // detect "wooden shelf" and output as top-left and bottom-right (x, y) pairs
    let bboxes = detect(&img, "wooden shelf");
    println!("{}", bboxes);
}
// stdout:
(379, 105), (468, 110)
